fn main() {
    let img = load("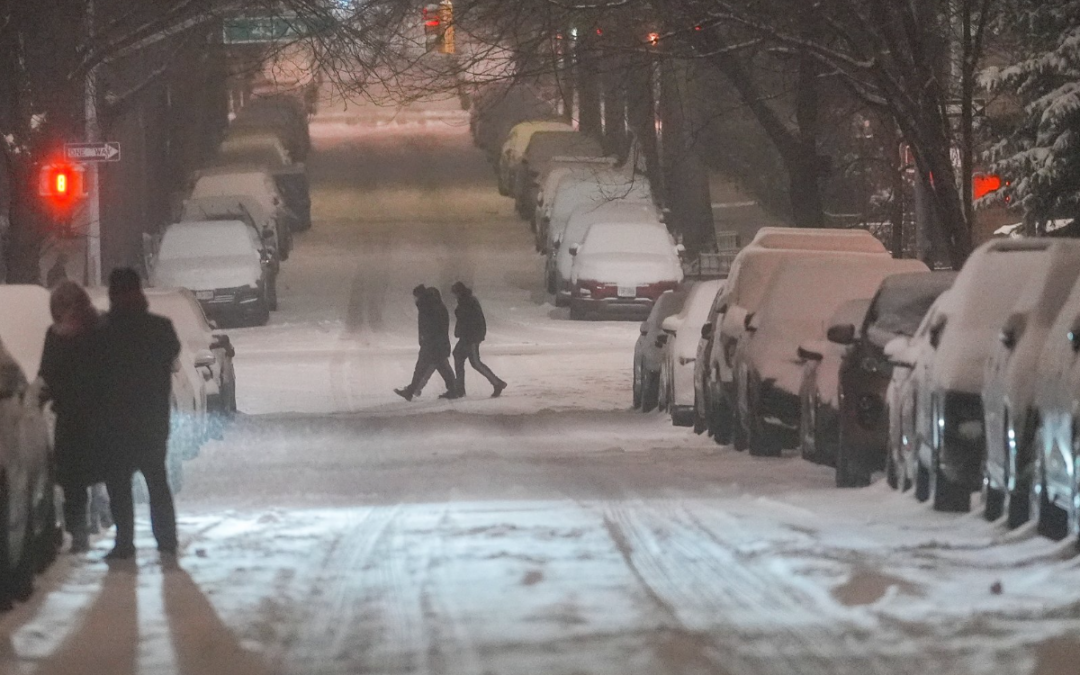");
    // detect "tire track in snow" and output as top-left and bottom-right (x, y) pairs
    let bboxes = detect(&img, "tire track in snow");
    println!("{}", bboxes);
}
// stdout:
(599, 498), (974, 675)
